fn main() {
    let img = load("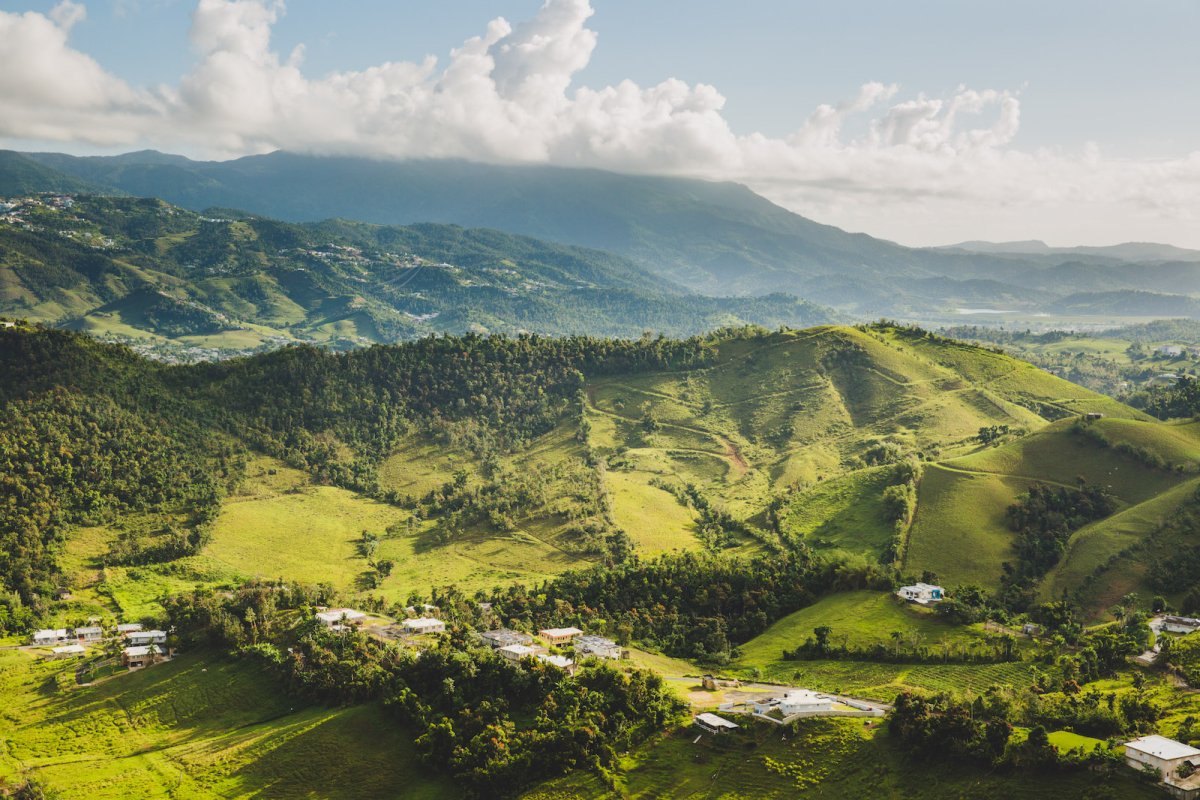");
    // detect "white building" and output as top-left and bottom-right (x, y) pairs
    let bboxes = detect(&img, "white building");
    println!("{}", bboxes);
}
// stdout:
(896, 582), (944, 605)
(74, 626), (104, 642)
(1157, 345), (1185, 357)
(573, 635), (621, 660)
(126, 630), (167, 646)
(498, 644), (547, 662)
(538, 626), (583, 645)
(1161, 616), (1200, 634)
(536, 653), (574, 672)
(50, 644), (87, 659)
(754, 690), (835, 718)
(695, 713), (740, 734)
(116, 623), (143, 634)
(479, 629), (533, 649)
(1124, 735), (1200, 785)
(316, 608), (366, 627)
(31, 629), (69, 646)
(402, 617), (446, 635)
